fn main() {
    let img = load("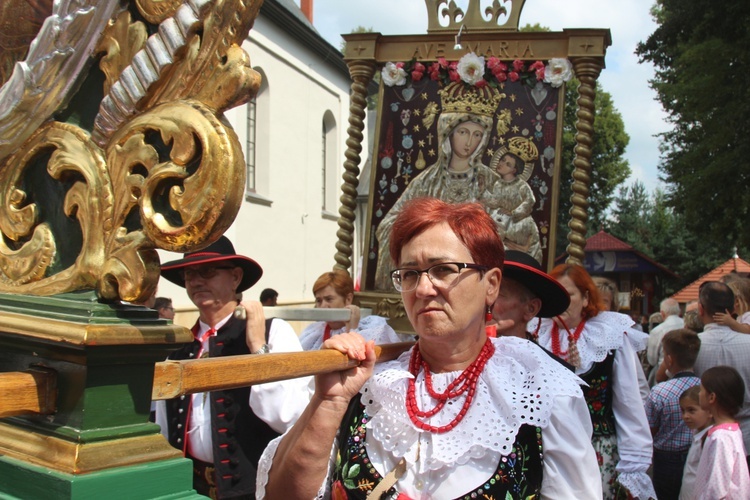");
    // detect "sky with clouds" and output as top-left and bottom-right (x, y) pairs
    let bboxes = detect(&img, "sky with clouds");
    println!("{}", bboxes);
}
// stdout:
(302, 0), (669, 194)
